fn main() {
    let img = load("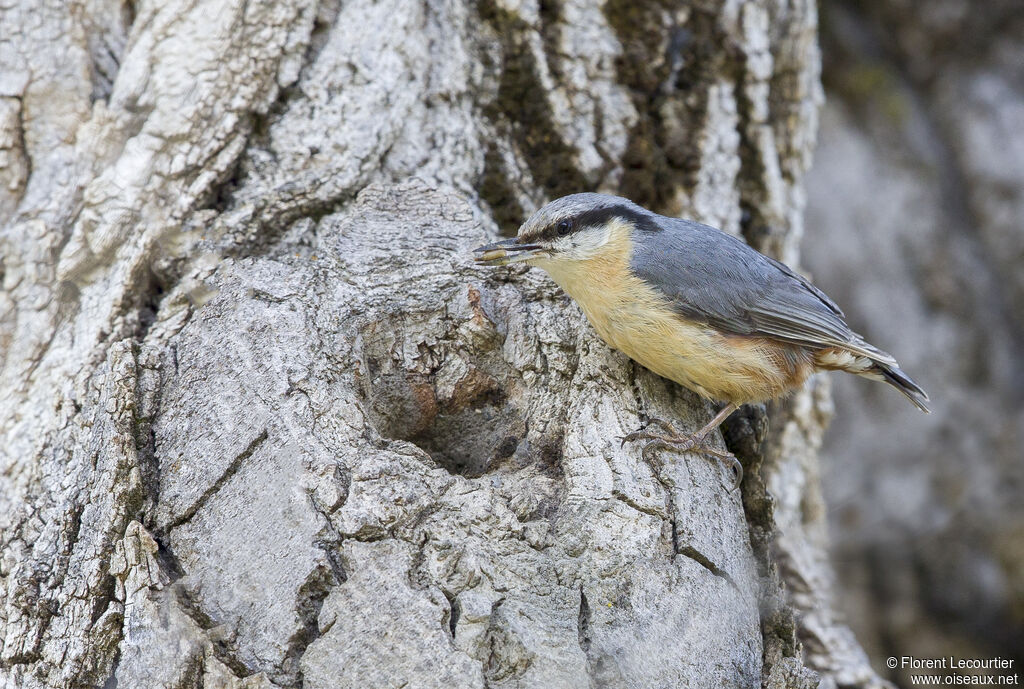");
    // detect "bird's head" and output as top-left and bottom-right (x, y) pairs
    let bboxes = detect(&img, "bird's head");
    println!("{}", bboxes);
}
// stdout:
(473, 193), (653, 271)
